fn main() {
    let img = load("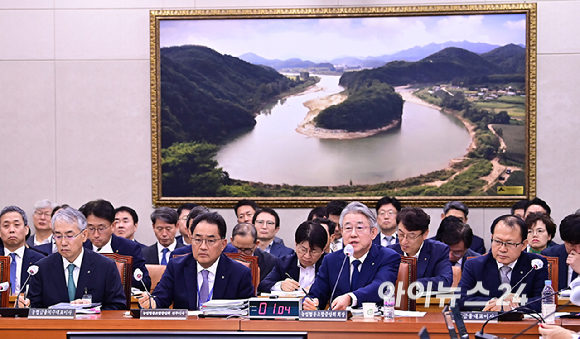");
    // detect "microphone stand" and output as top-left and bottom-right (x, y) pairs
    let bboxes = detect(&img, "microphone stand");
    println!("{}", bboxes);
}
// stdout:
(15, 273), (34, 309)
(329, 253), (350, 310)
